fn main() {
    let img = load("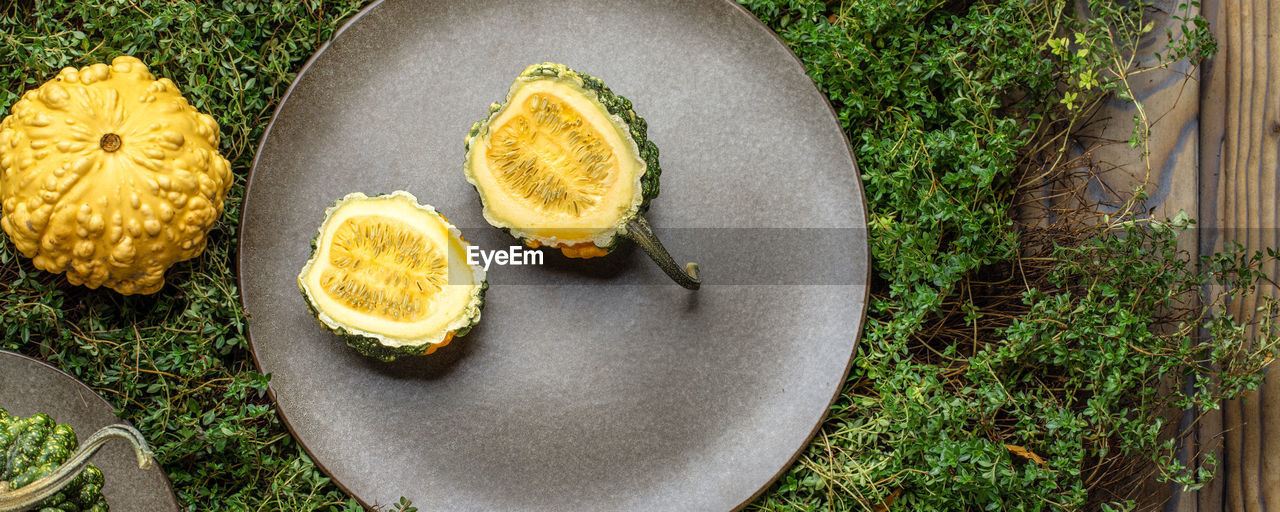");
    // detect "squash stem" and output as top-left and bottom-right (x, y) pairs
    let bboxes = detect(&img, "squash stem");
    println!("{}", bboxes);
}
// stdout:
(624, 216), (701, 290)
(99, 133), (122, 152)
(0, 424), (154, 512)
